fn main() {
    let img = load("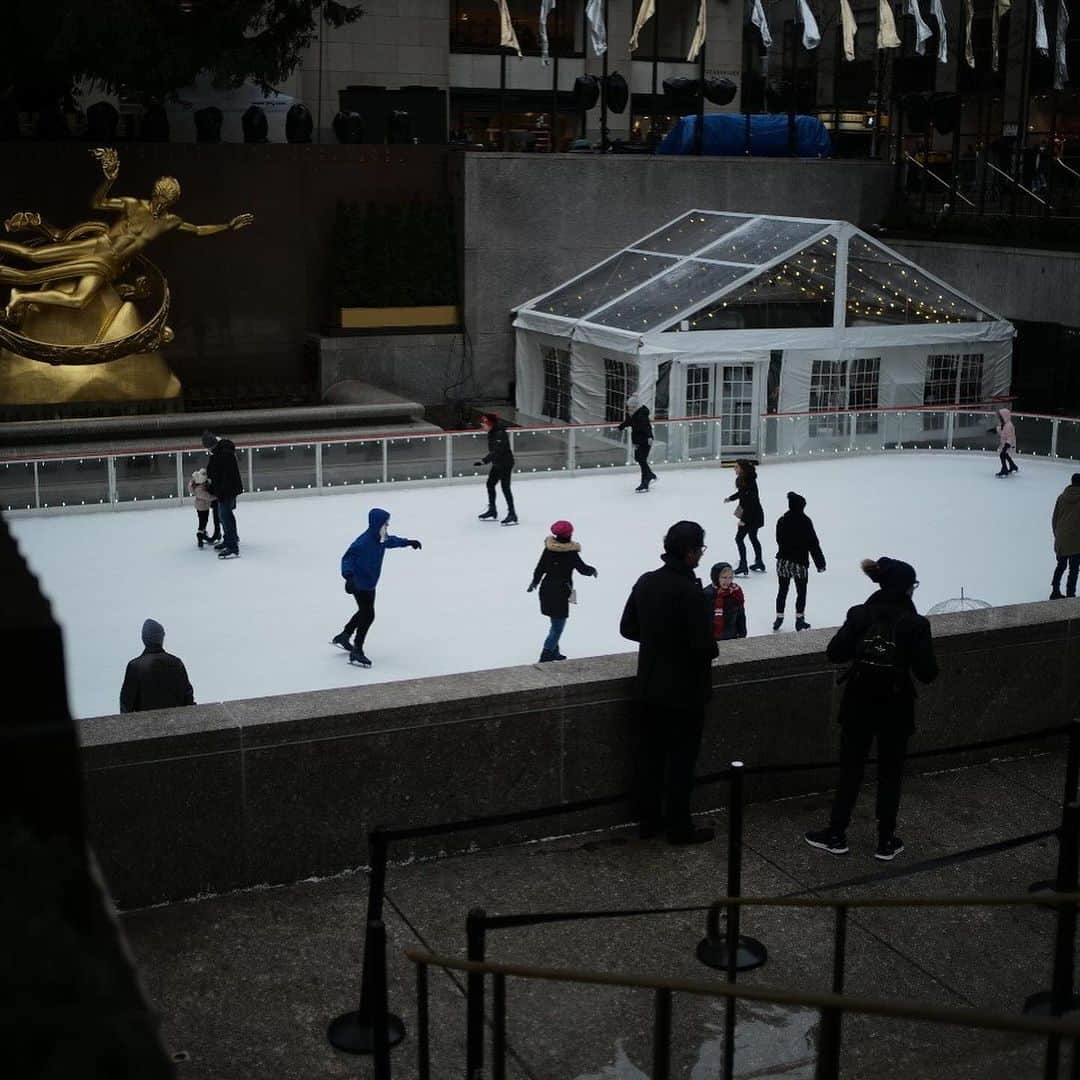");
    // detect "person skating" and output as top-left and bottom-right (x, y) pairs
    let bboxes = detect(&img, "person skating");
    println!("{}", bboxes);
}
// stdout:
(1050, 473), (1080, 599)
(120, 619), (195, 713)
(618, 394), (658, 493)
(989, 407), (1019, 477)
(723, 459), (765, 575)
(188, 467), (213, 548)
(334, 508), (422, 667)
(527, 519), (598, 662)
(200, 430), (222, 543)
(620, 521), (719, 846)
(805, 557), (938, 861)
(475, 412), (517, 525)
(773, 492), (826, 632)
(204, 431), (244, 558)
(703, 561), (747, 641)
